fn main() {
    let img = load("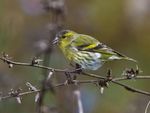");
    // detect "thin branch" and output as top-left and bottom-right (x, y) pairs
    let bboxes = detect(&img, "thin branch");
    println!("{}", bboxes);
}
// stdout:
(0, 56), (82, 73)
(111, 80), (150, 96)
(1, 55), (150, 98)
(0, 56), (63, 72)
(0, 82), (66, 101)
(81, 72), (105, 79)
(0, 80), (97, 101)
(2, 56), (150, 81)
(145, 100), (150, 113)
(81, 72), (150, 96)
(113, 76), (150, 81)
(1, 77), (150, 102)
